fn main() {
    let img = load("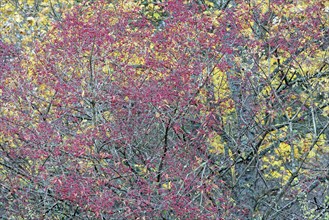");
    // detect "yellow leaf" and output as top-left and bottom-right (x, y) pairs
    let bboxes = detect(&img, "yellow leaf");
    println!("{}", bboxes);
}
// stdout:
(27, 0), (34, 6)
(26, 17), (35, 26)
(205, 0), (214, 7)
(162, 182), (172, 190)
(209, 134), (224, 154)
(14, 14), (23, 23)
(153, 12), (161, 20)
(323, 106), (329, 117)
